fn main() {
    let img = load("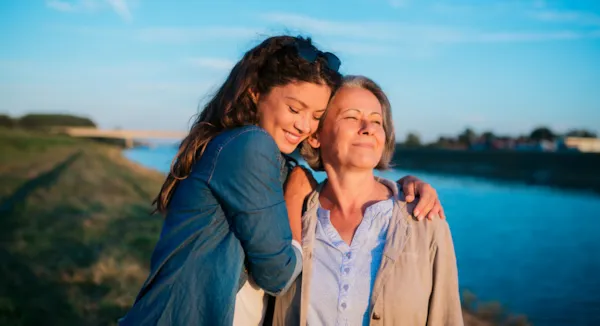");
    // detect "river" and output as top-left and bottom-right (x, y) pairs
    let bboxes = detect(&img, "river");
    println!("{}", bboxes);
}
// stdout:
(125, 146), (600, 325)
